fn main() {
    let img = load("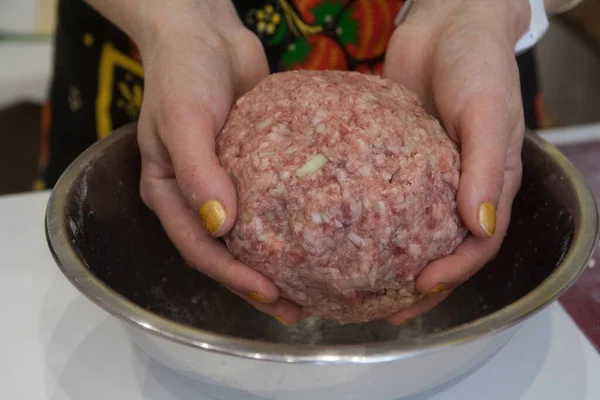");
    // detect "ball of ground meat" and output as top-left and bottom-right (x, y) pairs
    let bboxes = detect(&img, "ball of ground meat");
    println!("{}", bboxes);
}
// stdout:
(216, 70), (467, 324)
